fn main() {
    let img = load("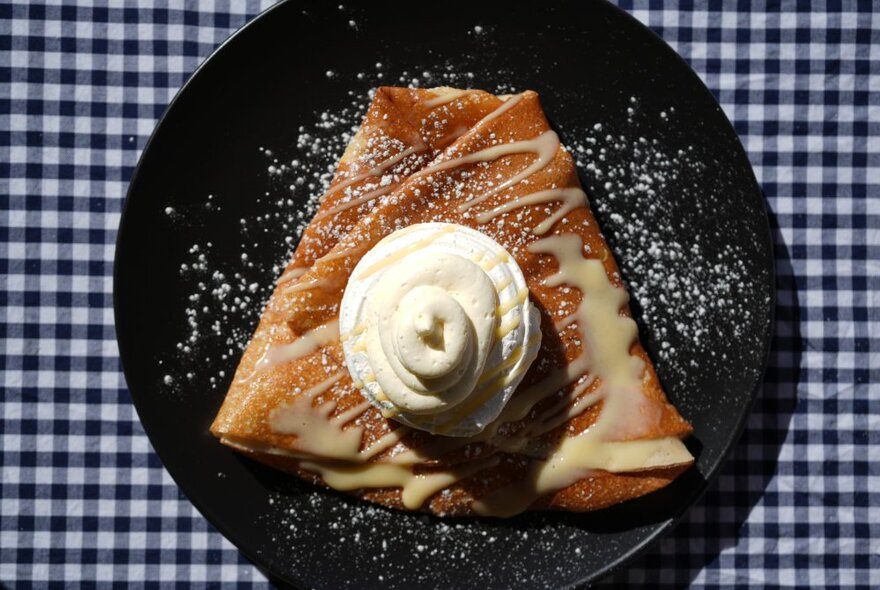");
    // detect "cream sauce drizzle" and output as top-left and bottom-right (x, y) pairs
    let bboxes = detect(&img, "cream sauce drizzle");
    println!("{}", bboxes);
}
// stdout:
(319, 243), (368, 264)
(312, 139), (429, 219)
(260, 359), (502, 509)
(408, 130), (560, 213)
(475, 188), (587, 235)
(309, 91), (520, 233)
(277, 266), (308, 285)
(282, 276), (331, 294)
(319, 144), (424, 204)
(269, 368), (411, 461)
(423, 89), (476, 108)
(260, 227), (686, 513)
(251, 320), (340, 375)
(290, 94), (541, 284)
(472, 234), (682, 516)
(480, 250), (509, 271)
(269, 371), (360, 460)
(314, 94), (545, 229)
(312, 184), (396, 222)
(300, 455), (499, 510)
(377, 221), (690, 504)
(498, 287), (529, 316)
(334, 400), (372, 424)
(473, 92), (523, 128)
(352, 225), (456, 280)
(225, 430), (510, 514)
